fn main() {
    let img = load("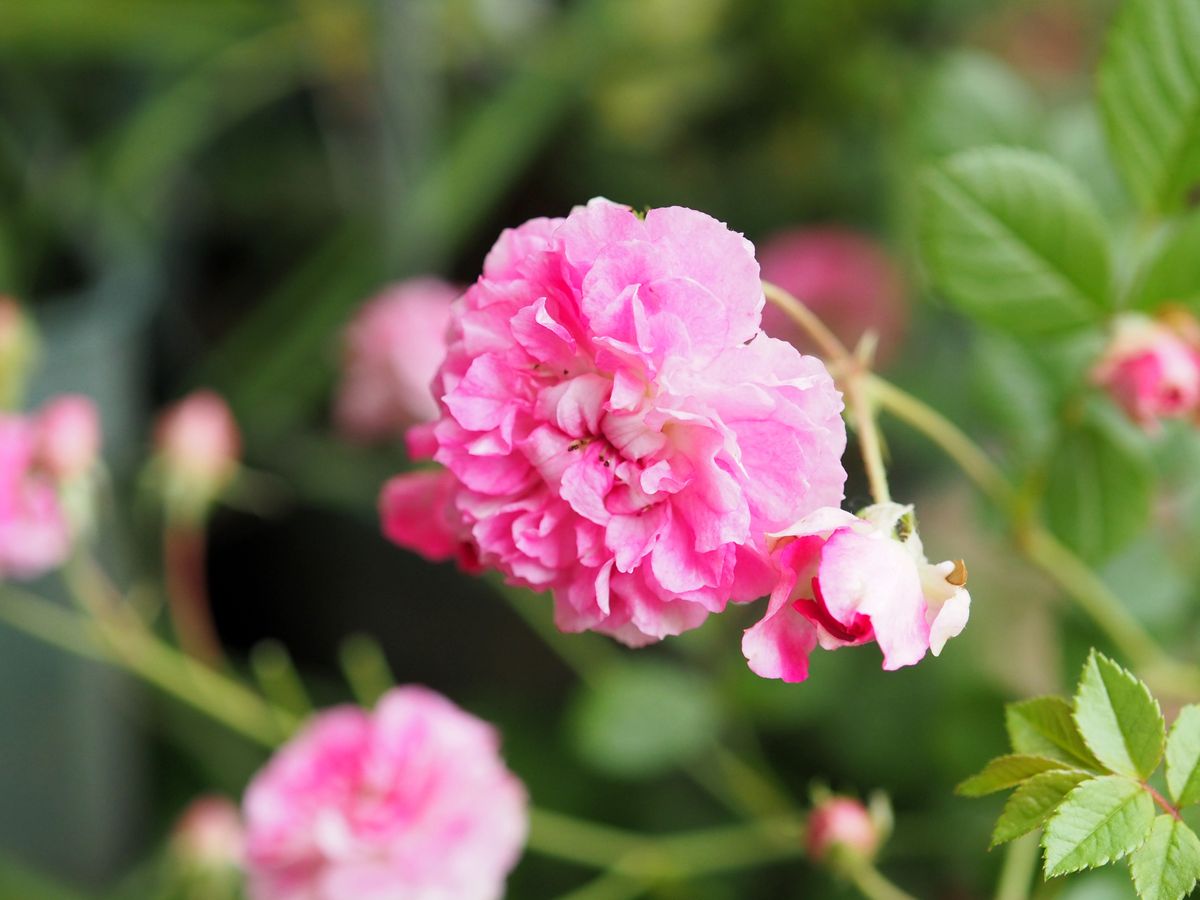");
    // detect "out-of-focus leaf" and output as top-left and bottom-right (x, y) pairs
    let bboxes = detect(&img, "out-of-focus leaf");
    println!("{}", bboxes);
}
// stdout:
(1166, 706), (1200, 807)
(1128, 213), (1200, 313)
(1129, 815), (1200, 900)
(1098, 0), (1200, 214)
(1043, 103), (1132, 223)
(1006, 696), (1103, 769)
(1074, 650), (1164, 780)
(1042, 775), (1154, 877)
(918, 147), (1112, 334)
(957, 754), (1072, 797)
(991, 770), (1092, 847)
(910, 51), (1040, 159)
(971, 330), (1059, 464)
(569, 660), (720, 780)
(1043, 408), (1153, 564)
